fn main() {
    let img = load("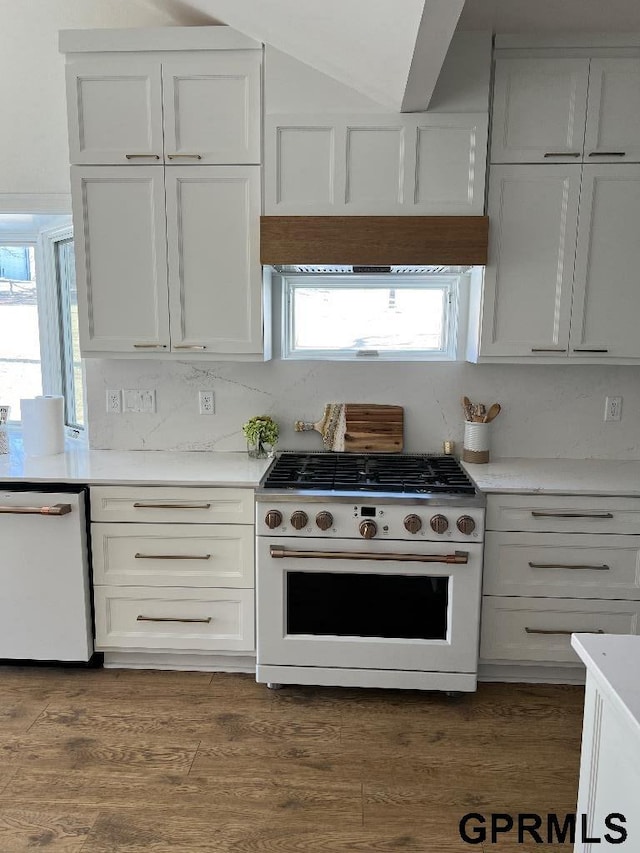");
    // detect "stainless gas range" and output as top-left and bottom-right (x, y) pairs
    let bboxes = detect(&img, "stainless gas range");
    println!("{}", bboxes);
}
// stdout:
(255, 453), (485, 693)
